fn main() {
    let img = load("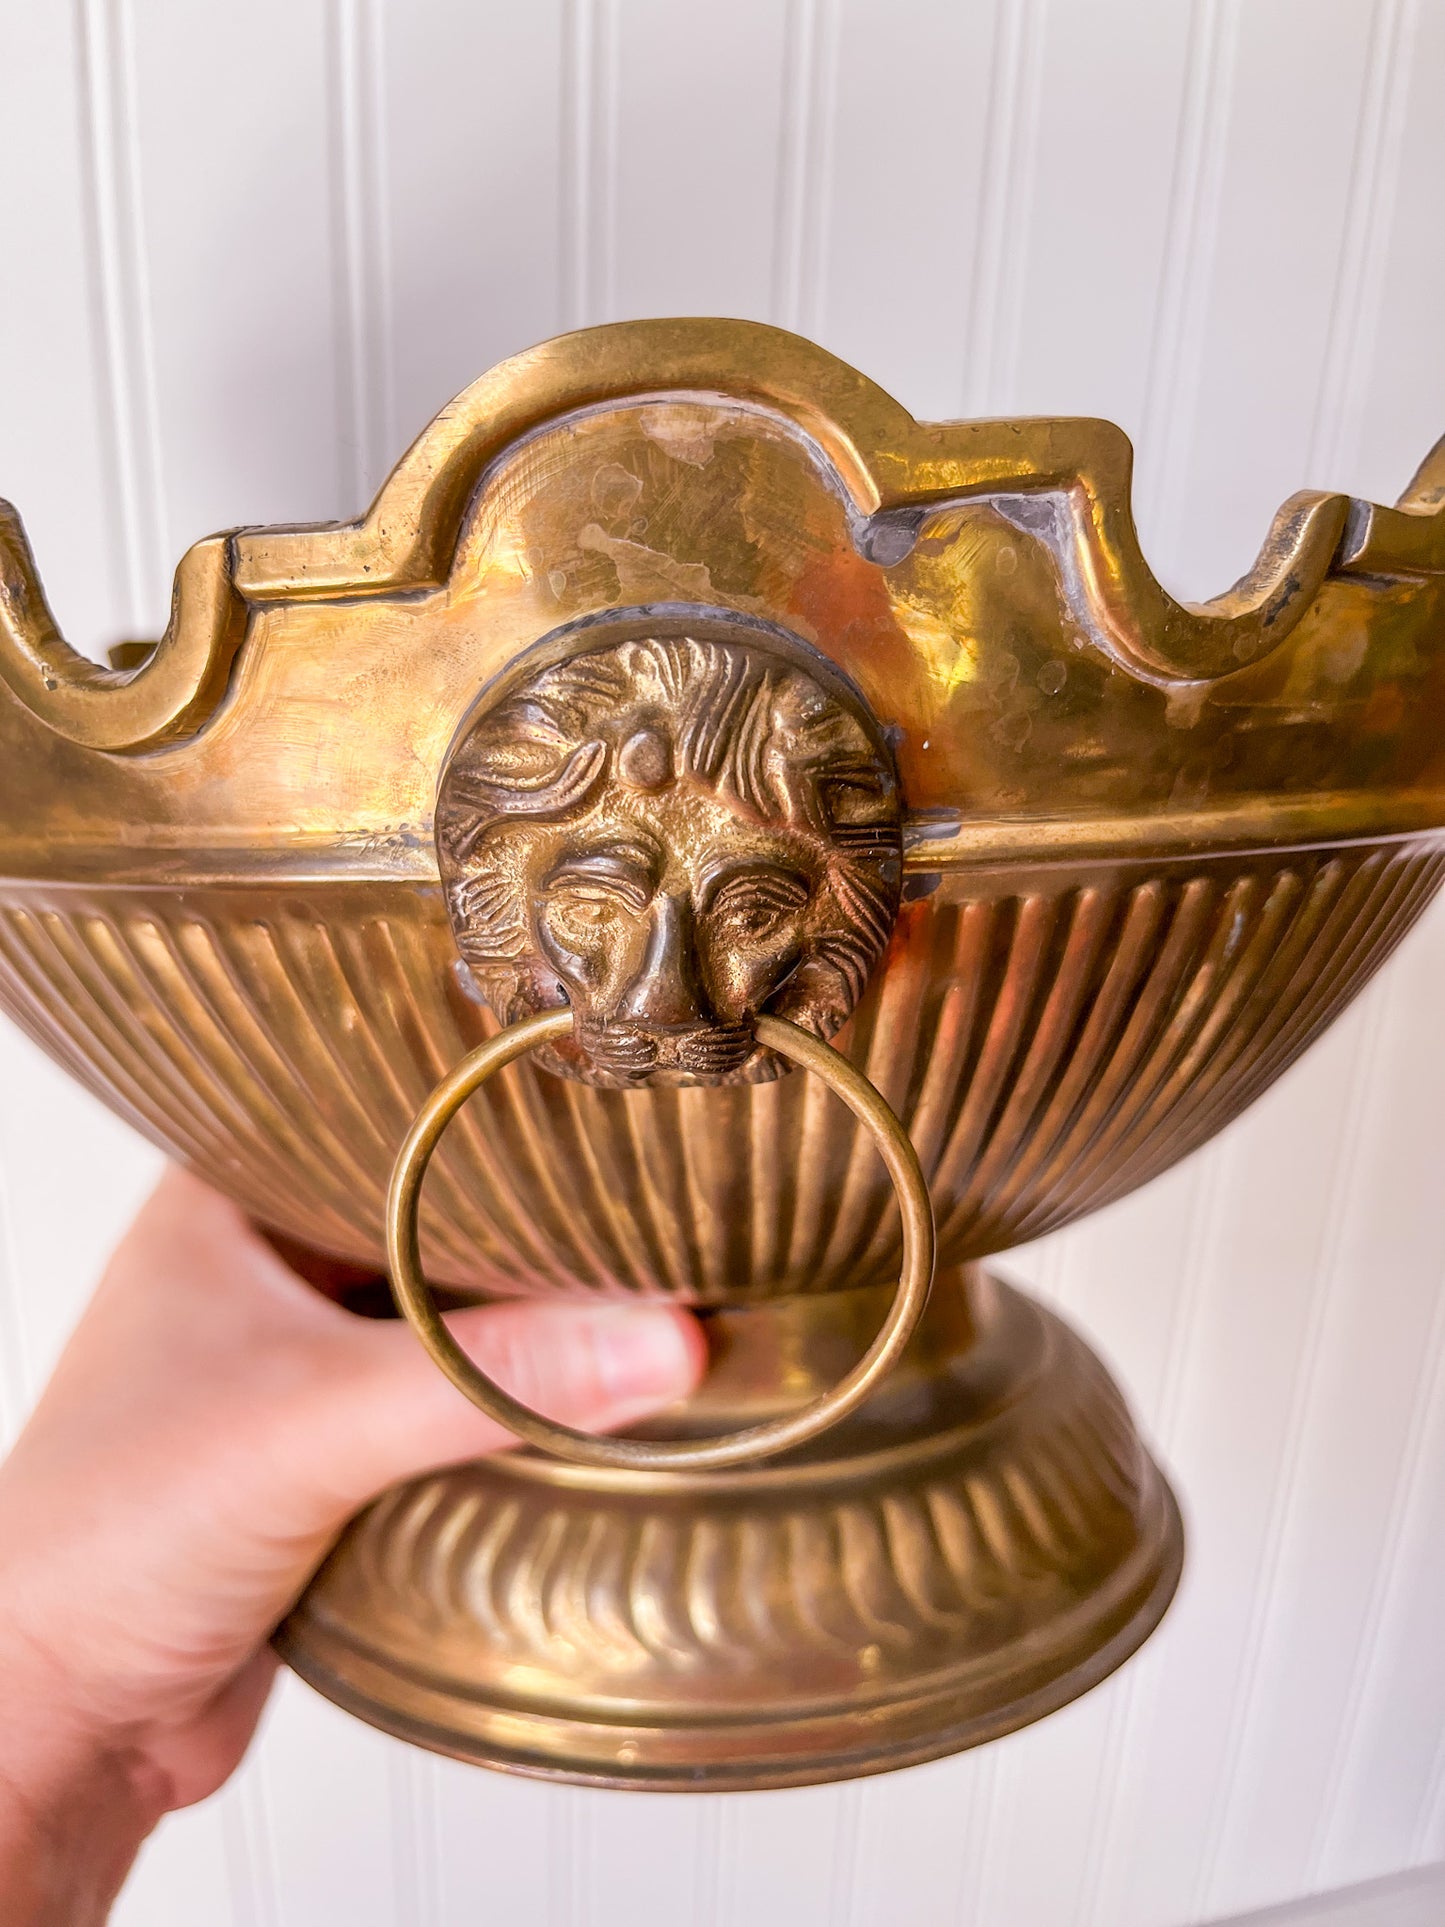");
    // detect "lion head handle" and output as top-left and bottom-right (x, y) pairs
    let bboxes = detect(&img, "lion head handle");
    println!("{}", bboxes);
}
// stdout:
(435, 620), (904, 1086)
